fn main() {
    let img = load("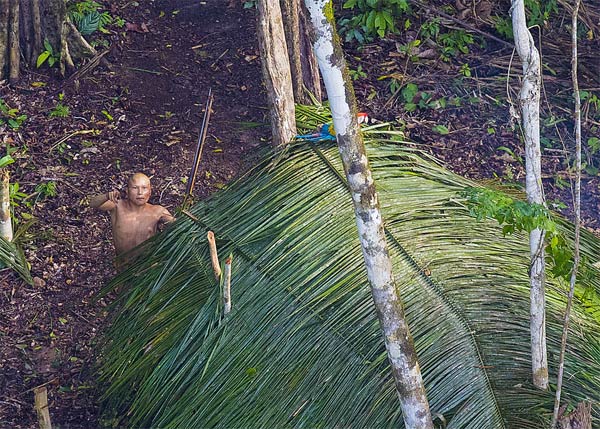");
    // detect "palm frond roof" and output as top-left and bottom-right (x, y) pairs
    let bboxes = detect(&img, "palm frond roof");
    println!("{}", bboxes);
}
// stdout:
(100, 112), (600, 428)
